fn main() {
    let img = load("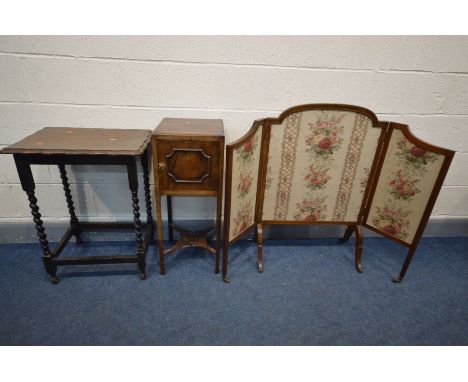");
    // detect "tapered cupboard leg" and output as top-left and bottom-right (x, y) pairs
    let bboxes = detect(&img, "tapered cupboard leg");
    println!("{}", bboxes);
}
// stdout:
(215, 188), (223, 275)
(167, 195), (174, 242)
